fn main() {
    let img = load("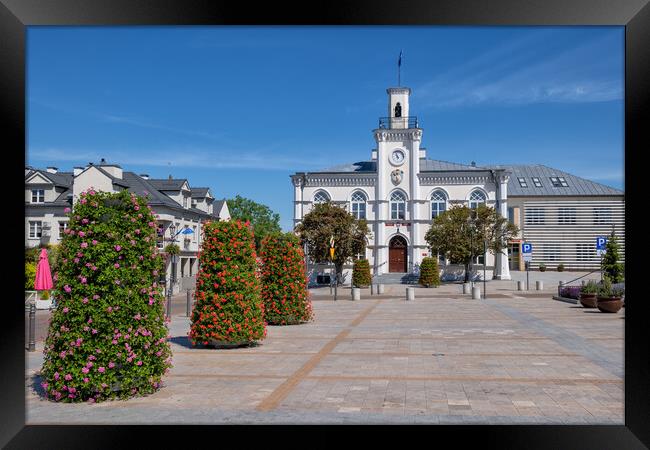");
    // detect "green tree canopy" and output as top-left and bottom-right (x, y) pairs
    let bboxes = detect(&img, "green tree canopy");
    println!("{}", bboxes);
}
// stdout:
(602, 231), (624, 283)
(424, 204), (519, 282)
(294, 202), (370, 284)
(226, 195), (282, 249)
